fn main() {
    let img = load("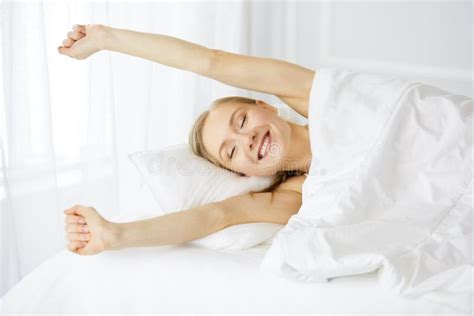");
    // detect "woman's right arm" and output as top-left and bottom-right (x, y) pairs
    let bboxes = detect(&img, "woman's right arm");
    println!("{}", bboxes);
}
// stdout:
(64, 178), (302, 255)
(111, 203), (228, 250)
(64, 202), (227, 255)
